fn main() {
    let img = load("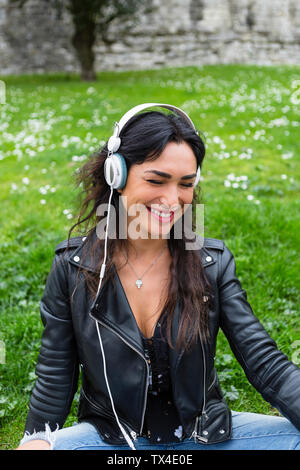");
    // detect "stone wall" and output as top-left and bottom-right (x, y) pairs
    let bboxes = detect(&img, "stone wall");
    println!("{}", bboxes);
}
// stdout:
(0, 0), (300, 76)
